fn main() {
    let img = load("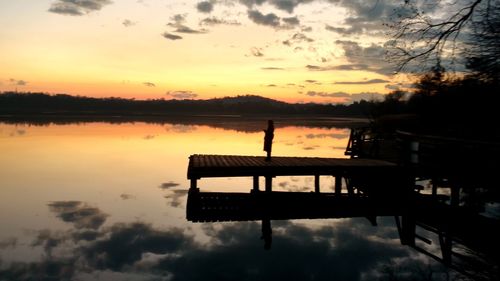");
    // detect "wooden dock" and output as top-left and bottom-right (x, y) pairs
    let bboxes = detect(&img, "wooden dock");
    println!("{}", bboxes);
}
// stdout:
(186, 191), (408, 223)
(186, 154), (415, 250)
(187, 154), (409, 194)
